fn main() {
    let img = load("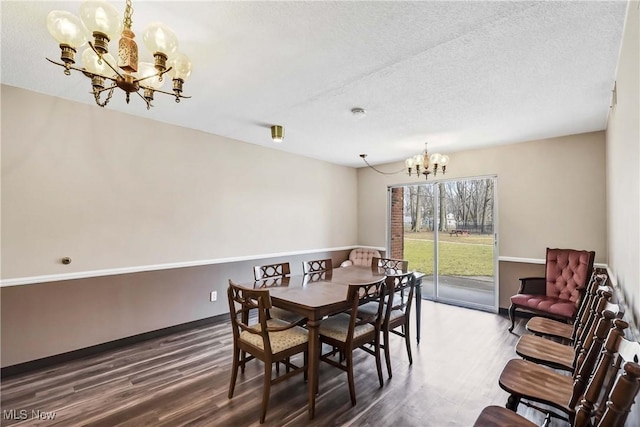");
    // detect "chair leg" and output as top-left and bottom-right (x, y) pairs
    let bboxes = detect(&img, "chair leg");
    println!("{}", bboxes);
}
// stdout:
(404, 321), (413, 365)
(375, 336), (384, 388)
(506, 394), (521, 412)
(260, 362), (273, 424)
(508, 304), (517, 332)
(229, 346), (240, 399)
(303, 351), (308, 382)
(384, 329), (392, 379)
(241, 350), (247, 373)
(346, 351), (356, 406)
